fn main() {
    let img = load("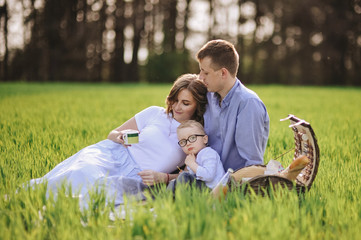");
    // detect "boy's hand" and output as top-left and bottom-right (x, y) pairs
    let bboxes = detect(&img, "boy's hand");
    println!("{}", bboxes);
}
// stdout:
(185, 153), (198, 173)
(185, 153), (196, 165)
